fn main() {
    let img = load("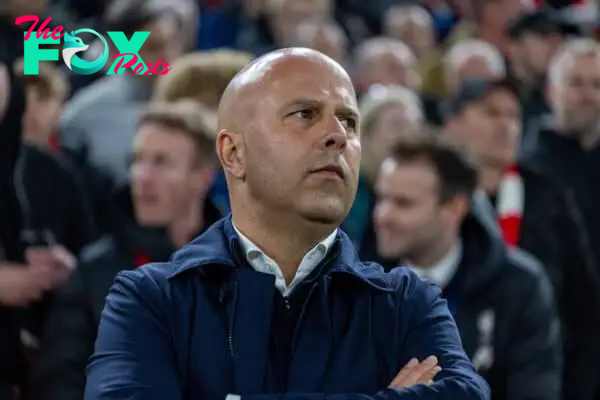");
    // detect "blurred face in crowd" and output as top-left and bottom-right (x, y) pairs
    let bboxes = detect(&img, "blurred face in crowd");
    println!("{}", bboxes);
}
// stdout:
(271, 0), (331, 45)
(448, 88), (521, 168)
(23, 88), (64, 146)
(550, 53), (600, 138)
(296, 22), (347, 64)
(218, 49), (360, 226)
(510, 32), (563, 81)
(384, 7), (435, 58)
(457, 55), (499, 82)
(374, 159), (463, 261)
(131, 123), (211, 226)
(447, 54), (503, 95)
(139, 16), (181, 76)
(367, 103), (421, 169)
(358, 52), (420, 92)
